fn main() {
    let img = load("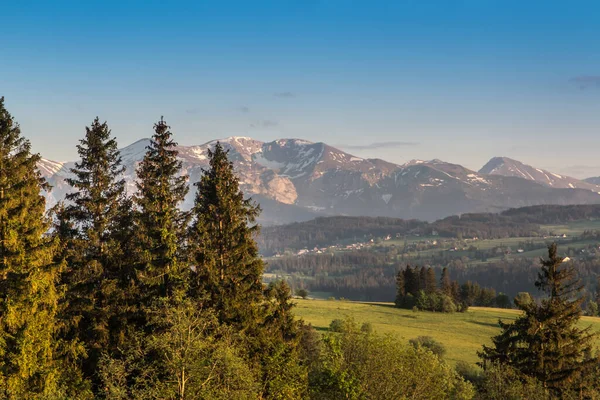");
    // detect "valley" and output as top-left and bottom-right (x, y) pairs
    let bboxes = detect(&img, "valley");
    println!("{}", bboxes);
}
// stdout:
(261, 208), (600, 303)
